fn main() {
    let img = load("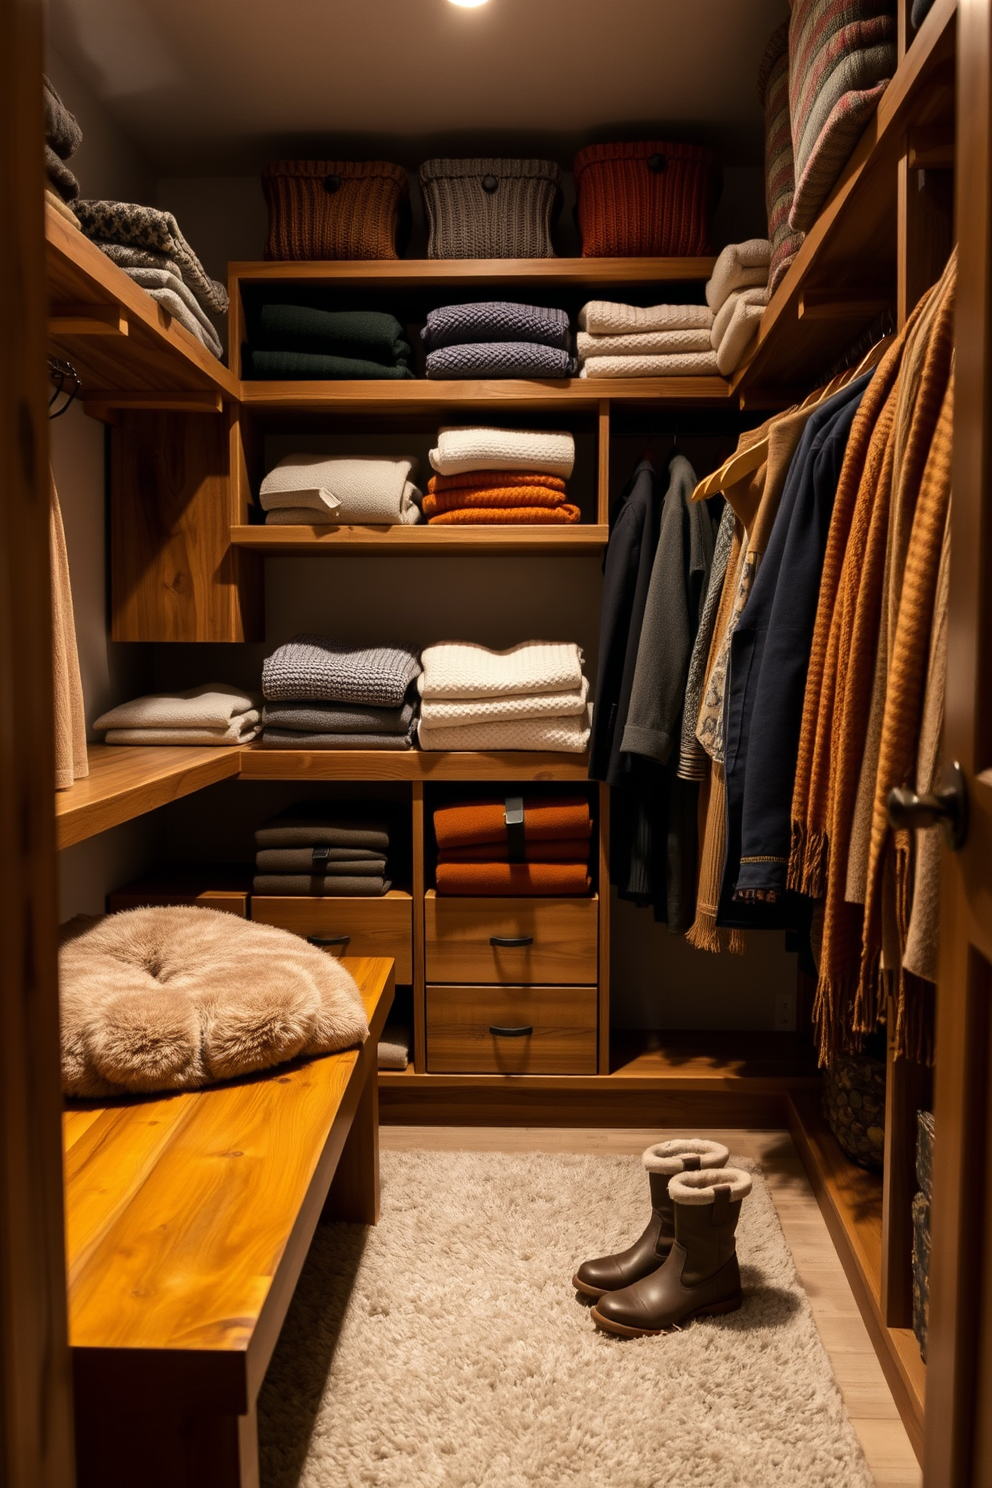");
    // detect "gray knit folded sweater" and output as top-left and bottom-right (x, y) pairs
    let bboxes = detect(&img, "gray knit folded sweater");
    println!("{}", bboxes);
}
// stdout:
(260, 725), (417, 751)
(422, 302), (570, 351)
(255, 850), (387, 874)
(426, 342), (576, 379)
(261, 636), (421, 707)
(74, 201), (229, 315)
(44, 76), (82, 159)
(262, 693), (417, 734)
(255, 809), (390, 852)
